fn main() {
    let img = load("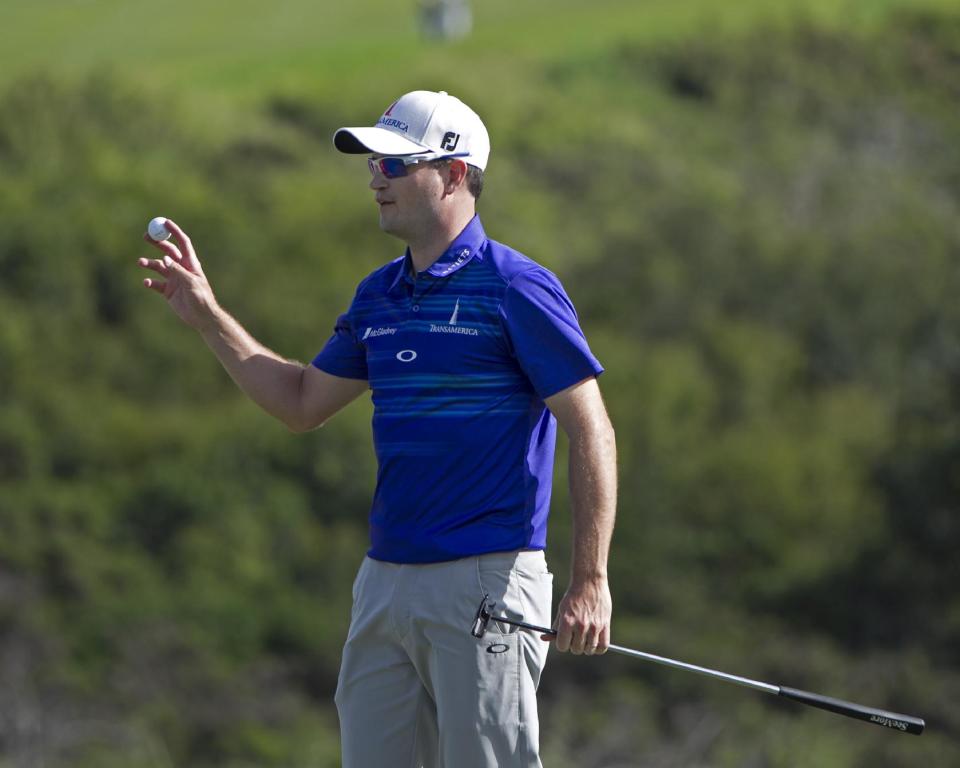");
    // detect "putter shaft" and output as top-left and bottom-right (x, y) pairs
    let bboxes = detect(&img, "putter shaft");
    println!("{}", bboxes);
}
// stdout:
(481, 610), (924, 735)
(484, 612), (773, 691)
